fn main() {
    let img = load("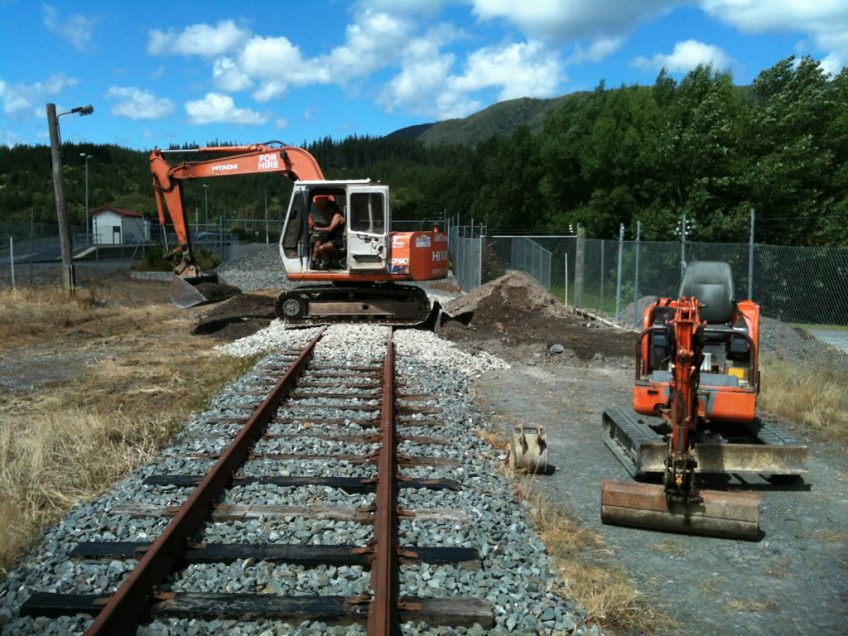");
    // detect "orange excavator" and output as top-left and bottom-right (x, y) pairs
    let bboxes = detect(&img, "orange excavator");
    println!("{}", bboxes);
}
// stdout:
(149, 142), (448, 324)
(600, 262), (808, 540)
